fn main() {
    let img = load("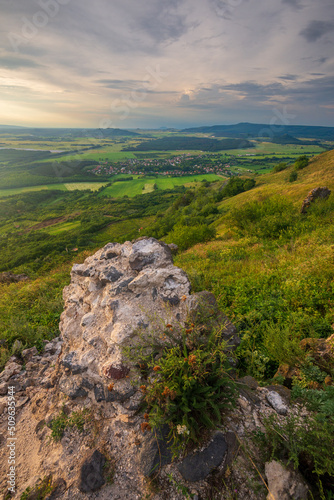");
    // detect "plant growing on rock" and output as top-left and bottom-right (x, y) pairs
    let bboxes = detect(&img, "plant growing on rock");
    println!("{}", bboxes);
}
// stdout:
(127, 321), (236, 455)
